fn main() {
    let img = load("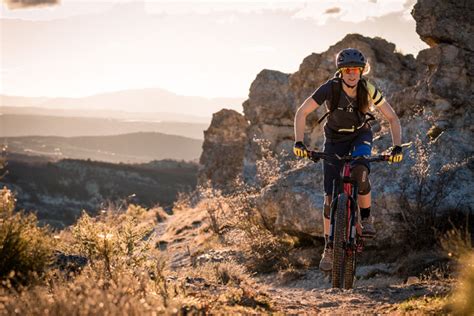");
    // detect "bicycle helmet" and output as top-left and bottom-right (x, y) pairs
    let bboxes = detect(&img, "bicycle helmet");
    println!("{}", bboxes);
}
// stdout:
(336, 48), (366, 69)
